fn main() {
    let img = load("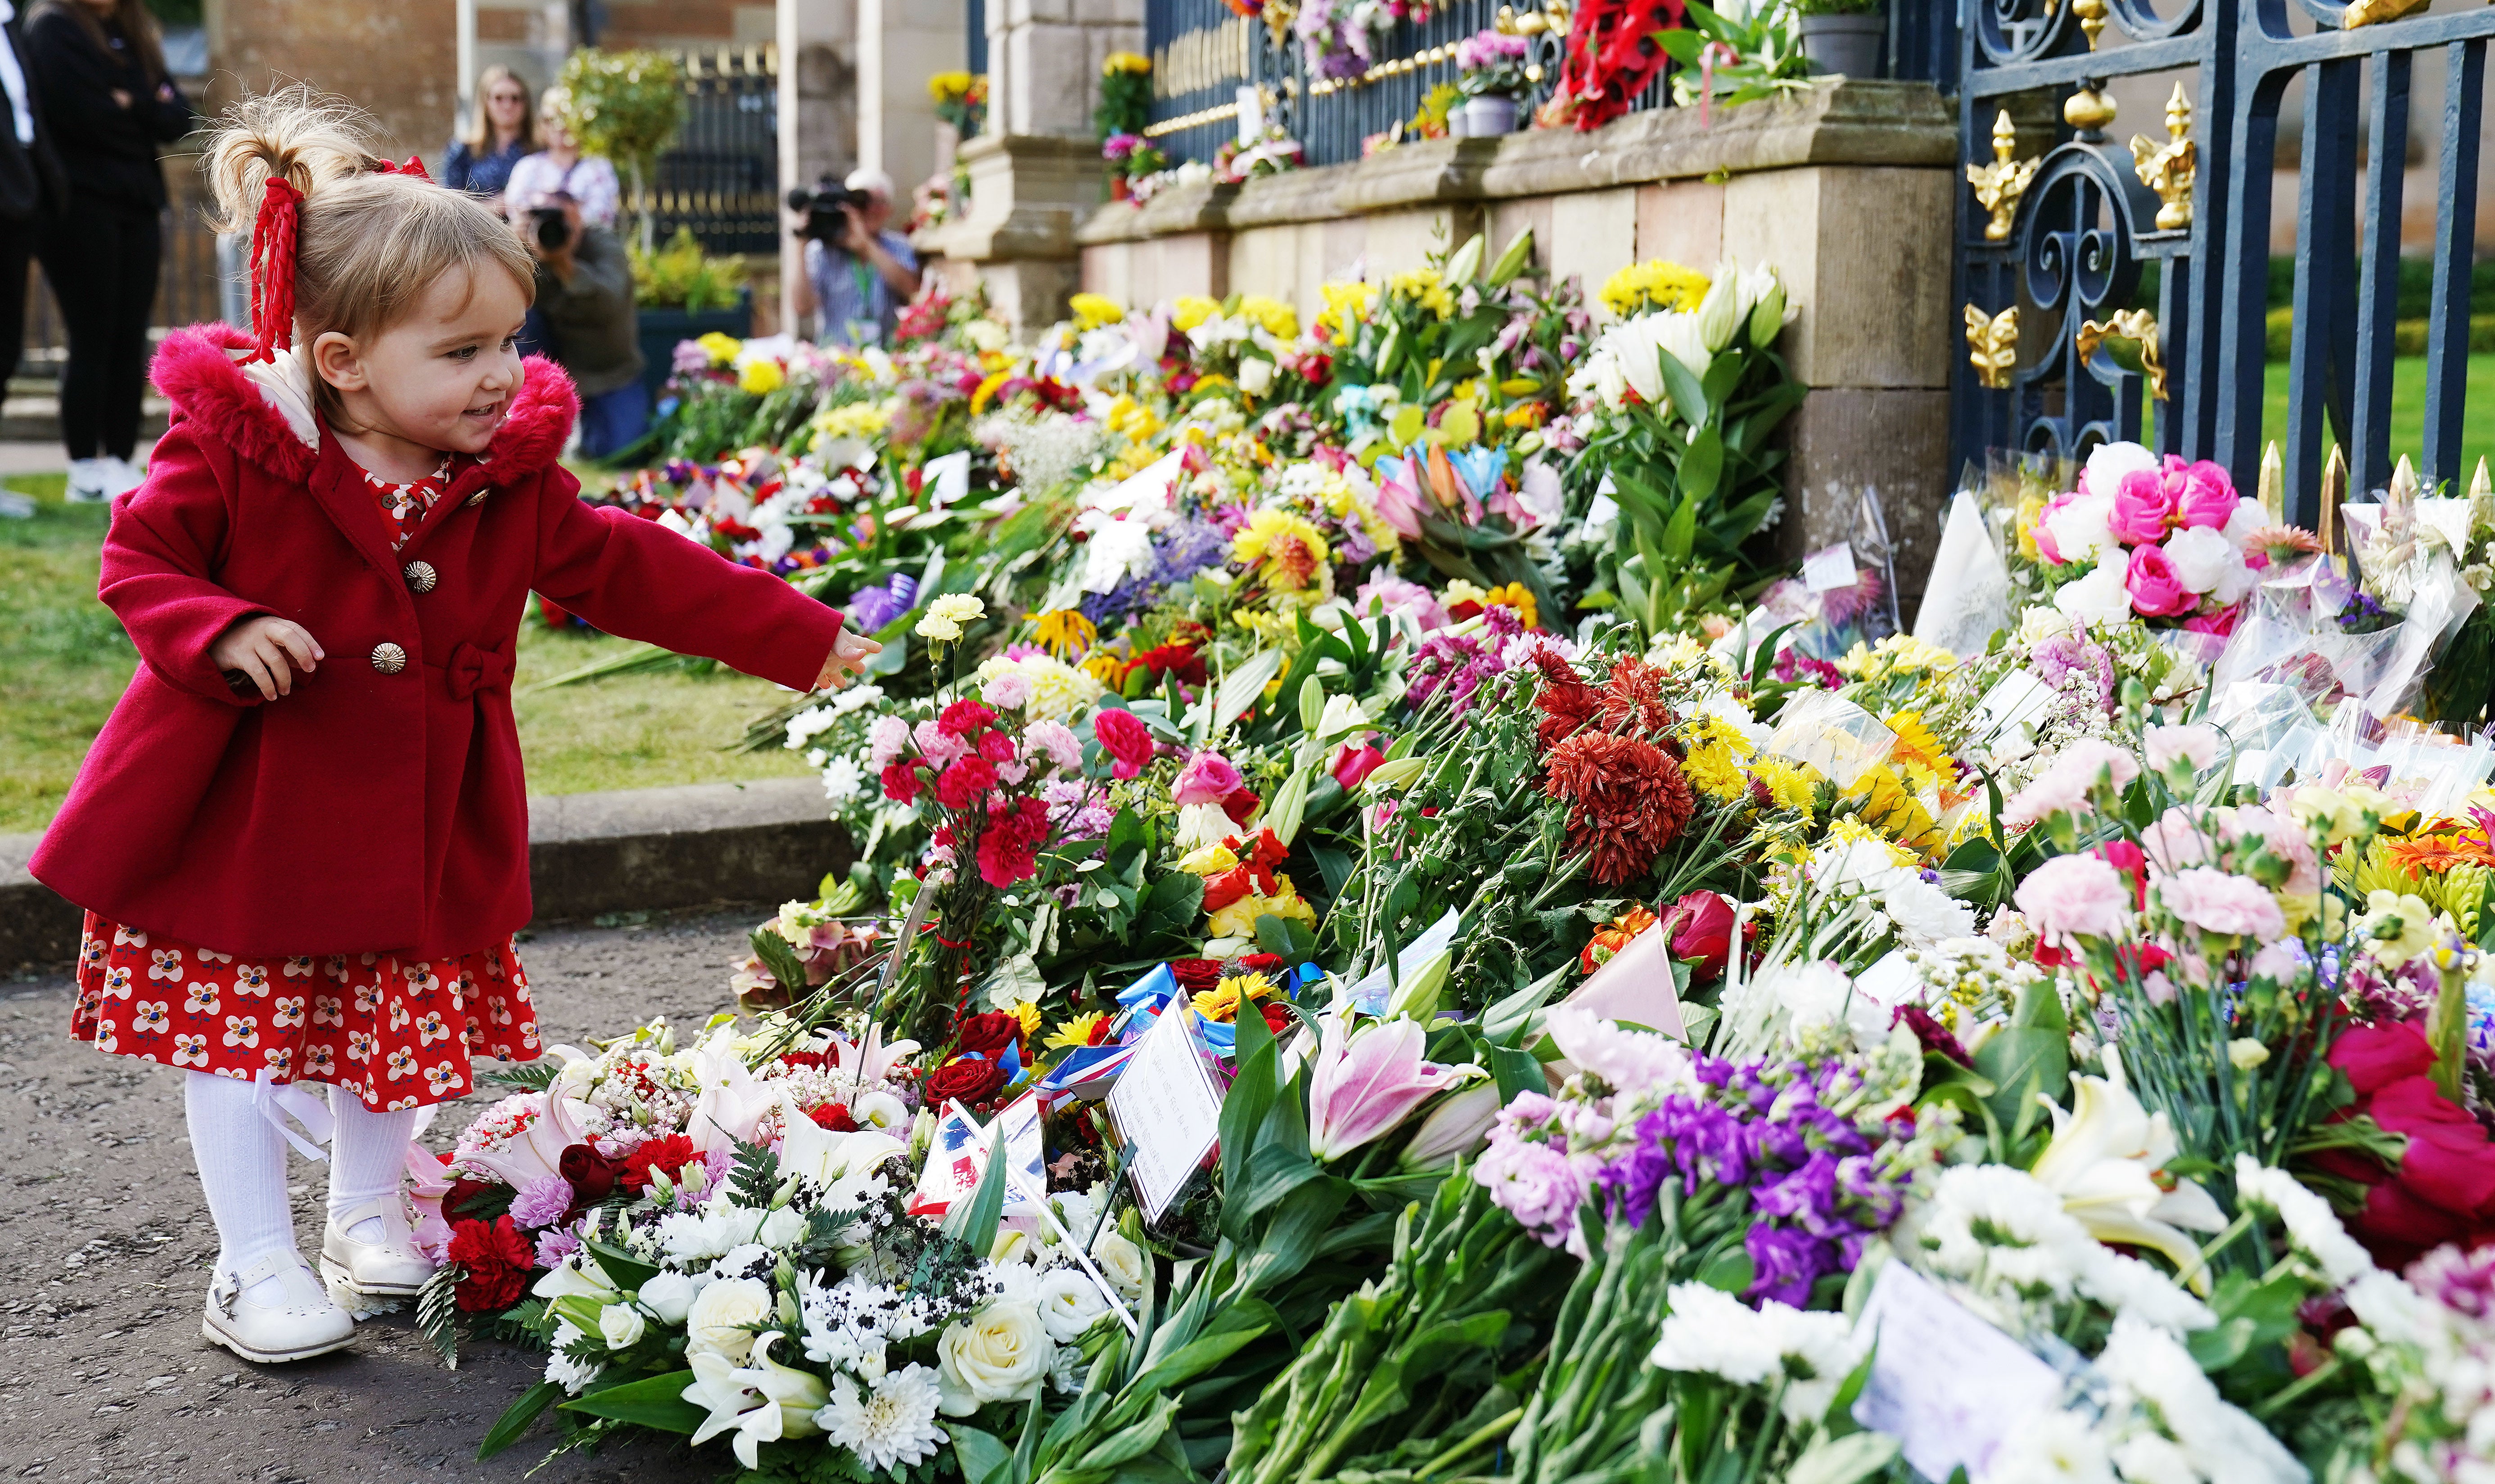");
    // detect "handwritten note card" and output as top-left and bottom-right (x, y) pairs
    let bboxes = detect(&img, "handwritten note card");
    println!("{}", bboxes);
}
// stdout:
(1107, 1008), (1226, 1222)
(1851, 1263), (2066, 1484)
(1804, 543), (1859, 593)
